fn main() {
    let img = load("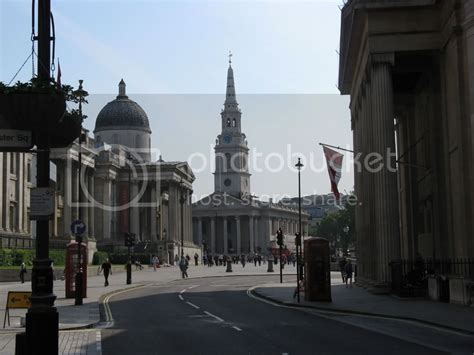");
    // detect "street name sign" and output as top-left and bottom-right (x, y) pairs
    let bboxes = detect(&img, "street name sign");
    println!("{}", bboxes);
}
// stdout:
(30, 187), (55, 220)
(0, 129), (33, 152)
